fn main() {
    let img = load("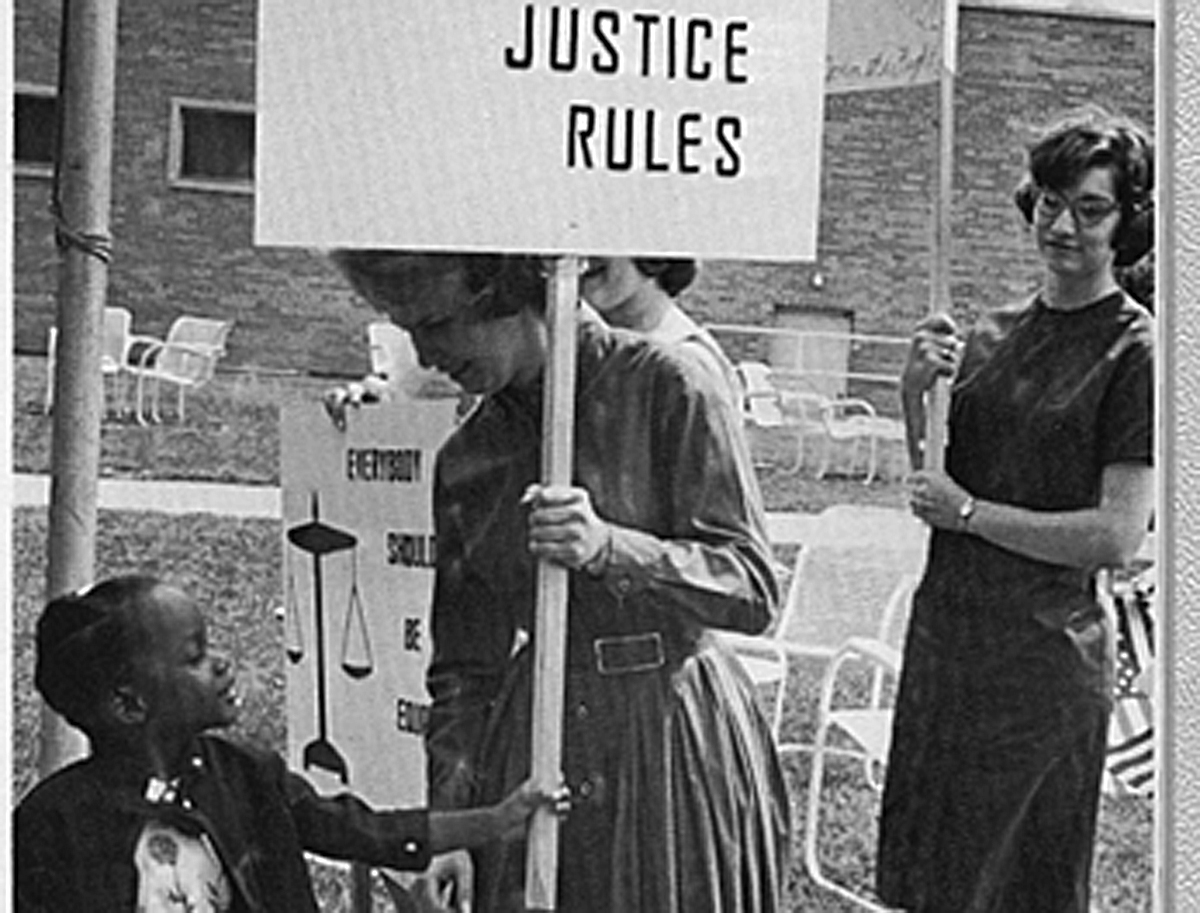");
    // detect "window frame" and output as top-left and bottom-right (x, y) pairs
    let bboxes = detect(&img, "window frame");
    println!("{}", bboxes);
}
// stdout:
(14, 82), (58, 179)
(167, 96), (256, 195)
